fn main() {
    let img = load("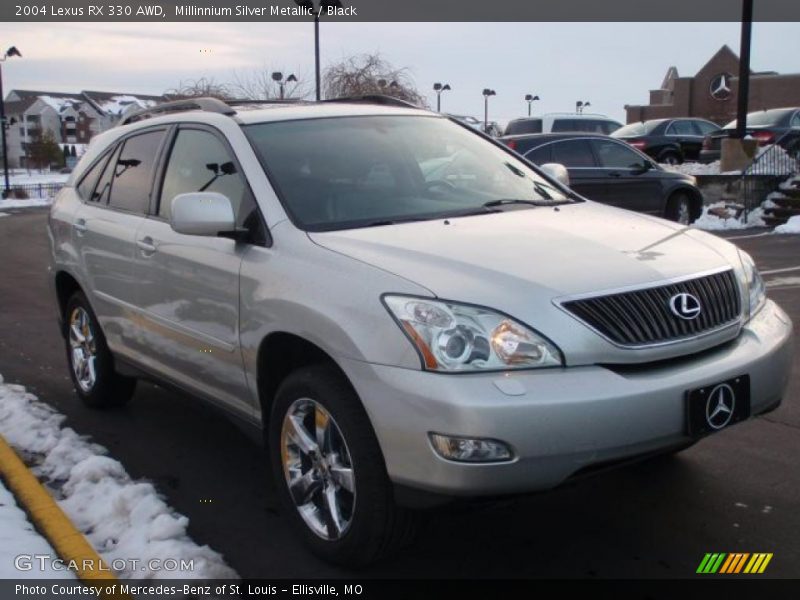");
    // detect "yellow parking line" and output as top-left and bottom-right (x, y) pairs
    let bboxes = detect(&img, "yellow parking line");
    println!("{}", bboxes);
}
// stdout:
(0, 435), (130, 599)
